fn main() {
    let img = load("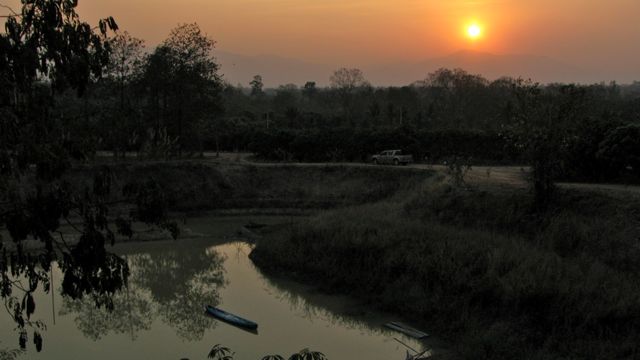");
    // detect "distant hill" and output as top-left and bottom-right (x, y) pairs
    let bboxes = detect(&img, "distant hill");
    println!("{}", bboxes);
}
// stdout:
(214, 49), (635, 88)
(214, 50), (334, 88)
